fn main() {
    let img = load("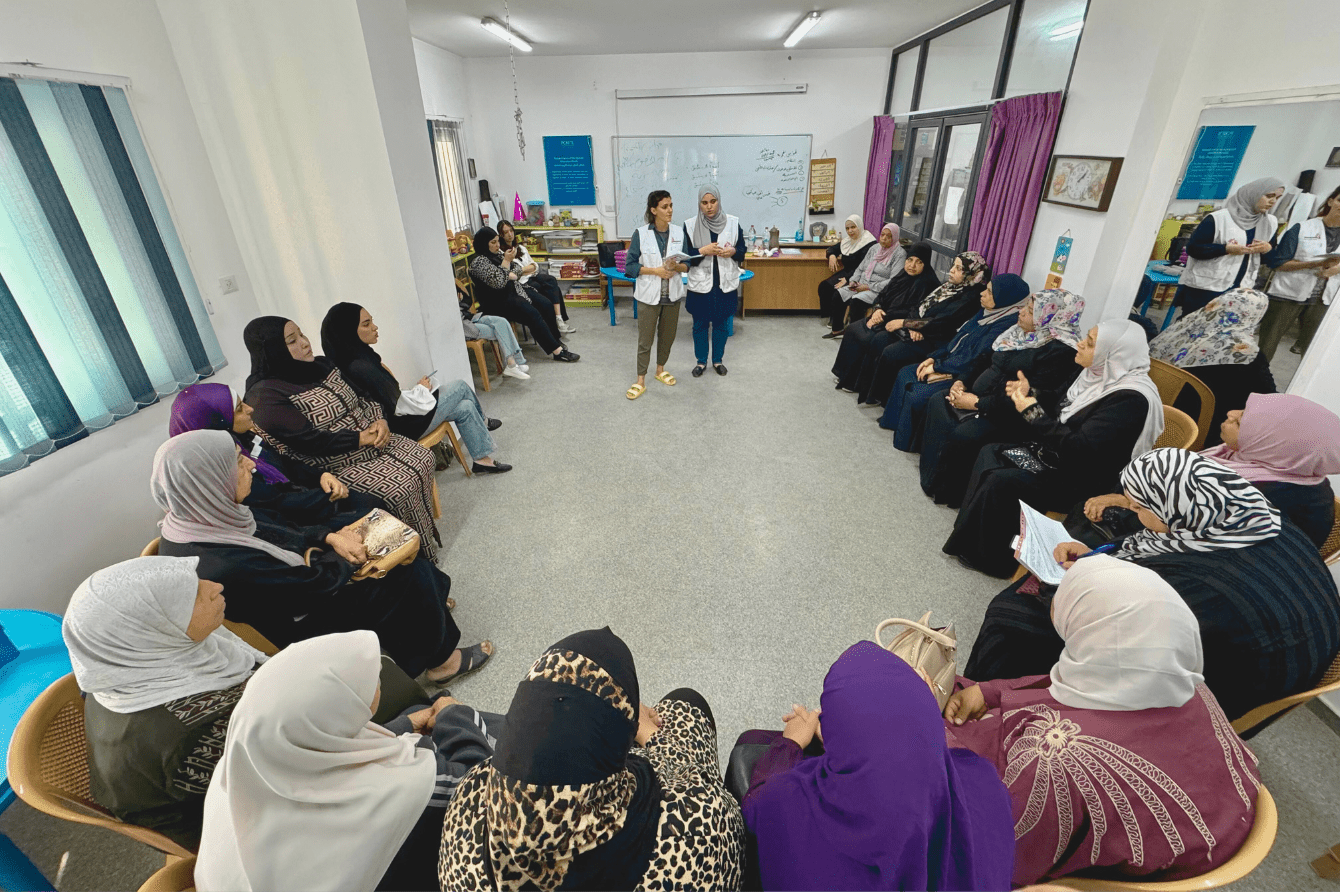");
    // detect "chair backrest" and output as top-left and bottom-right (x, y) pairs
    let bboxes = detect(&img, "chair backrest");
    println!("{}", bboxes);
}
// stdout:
(1231, 651), (1340, 737)
(1153, 405), (1198, 450)
(1148, 359), (1215, 450)
(1323, 497), (1340, 566)
(7, 674), (195, 858)
(141, 537), (160, 557)
(1021, 785), (1277, 891)
(138, 856), (196, 892)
